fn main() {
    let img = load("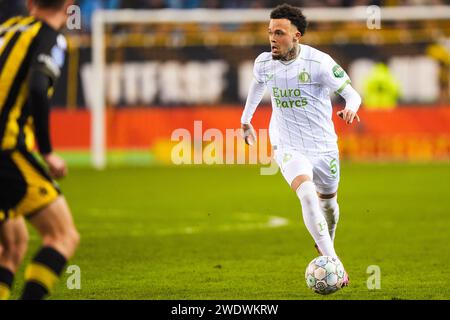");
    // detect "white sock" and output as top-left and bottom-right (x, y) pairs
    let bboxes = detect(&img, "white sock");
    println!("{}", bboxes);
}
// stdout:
(296, 181), (338, 259)
(319, 196), (340, 242)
